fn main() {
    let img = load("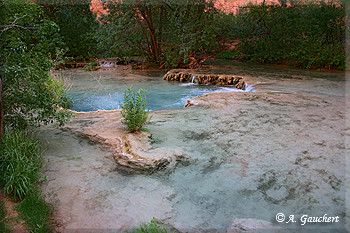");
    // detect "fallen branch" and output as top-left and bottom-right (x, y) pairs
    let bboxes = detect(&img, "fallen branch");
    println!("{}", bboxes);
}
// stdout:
(89, 73), (116, 110)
